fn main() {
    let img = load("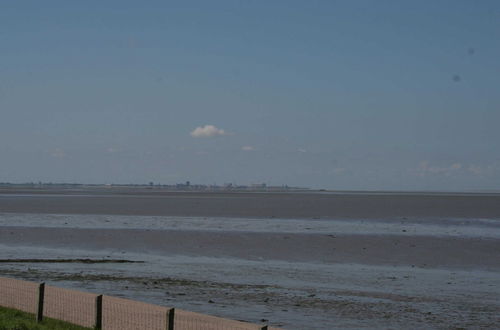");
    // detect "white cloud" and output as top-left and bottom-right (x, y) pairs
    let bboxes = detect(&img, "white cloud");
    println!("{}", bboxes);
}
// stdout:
(468, 165), (483, 175)
(297, 148), (307, 153)
(50, 148), (65, 159)
(241, 146), (255, 151)
(467, 164), (500, 176)
(414, 161), (463, 177)
(331, 168), (346, 175)
(190, 125), (227, 138)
